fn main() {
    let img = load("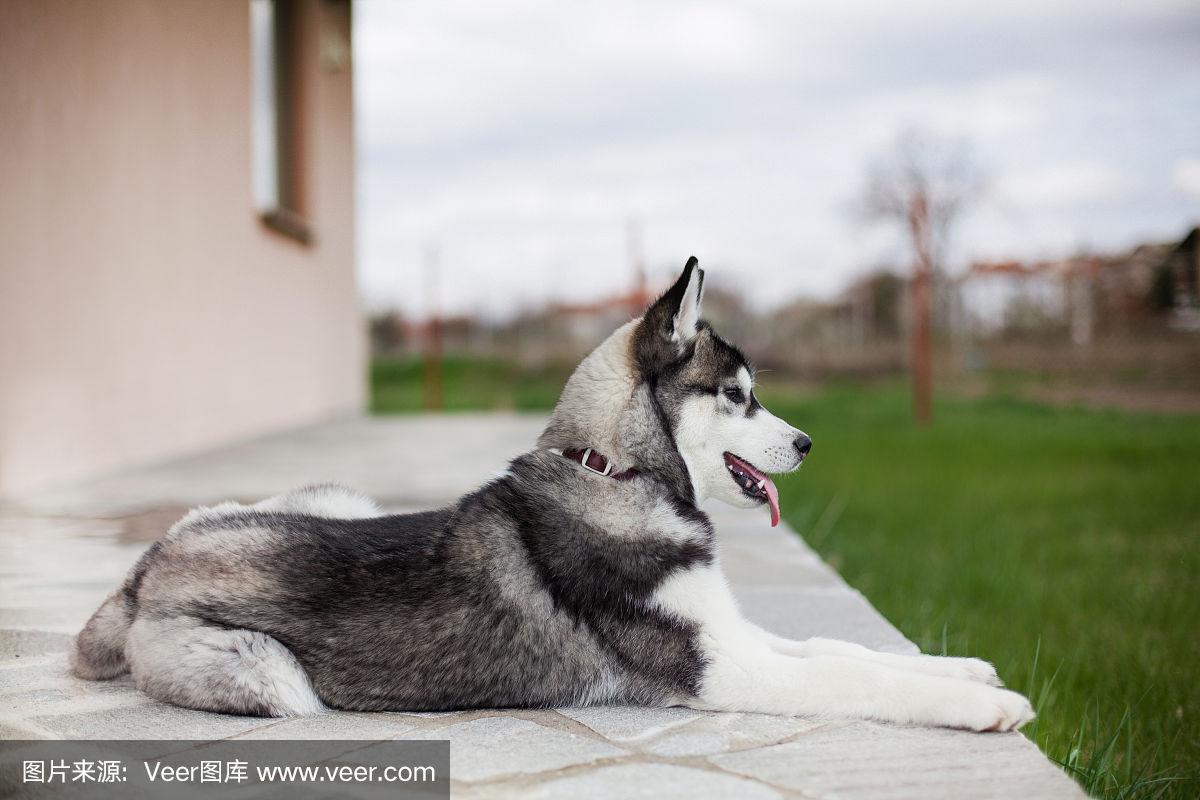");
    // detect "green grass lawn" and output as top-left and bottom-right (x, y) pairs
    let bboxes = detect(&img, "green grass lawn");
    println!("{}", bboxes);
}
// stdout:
(372, 357), (1199, 798)
(371, 356), (567, 413)
(763, 385), (1199, 799)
